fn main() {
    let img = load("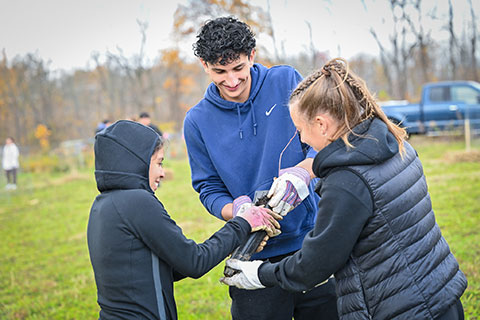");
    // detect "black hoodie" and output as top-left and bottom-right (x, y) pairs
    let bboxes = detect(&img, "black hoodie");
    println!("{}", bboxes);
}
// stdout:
(87, 120), (250, 319)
